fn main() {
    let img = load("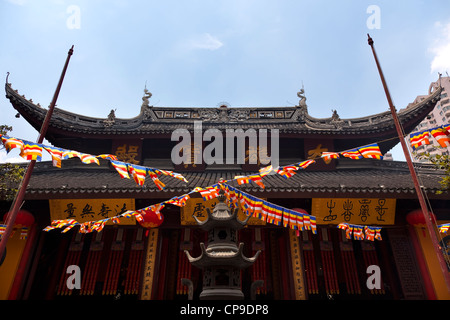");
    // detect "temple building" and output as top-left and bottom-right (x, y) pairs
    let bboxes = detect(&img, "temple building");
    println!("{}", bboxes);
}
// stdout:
(1, 79), (449, 300)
